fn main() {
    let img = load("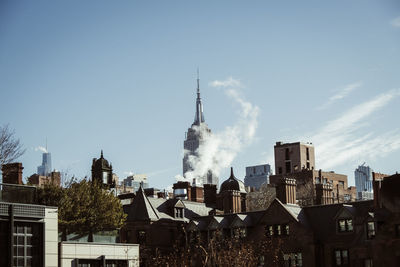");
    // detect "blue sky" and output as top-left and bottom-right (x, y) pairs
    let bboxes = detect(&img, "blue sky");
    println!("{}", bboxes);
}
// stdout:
(1, 1), (400, 189)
